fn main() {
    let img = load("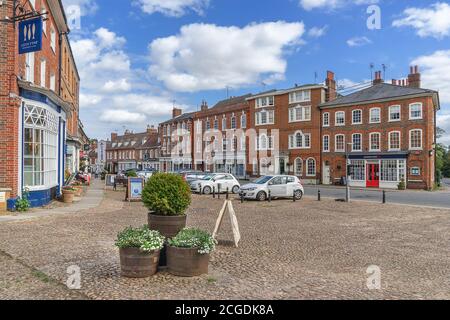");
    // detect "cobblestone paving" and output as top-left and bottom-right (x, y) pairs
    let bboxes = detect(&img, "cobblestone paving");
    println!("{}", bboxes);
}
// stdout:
(0, 184), (449, 300)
